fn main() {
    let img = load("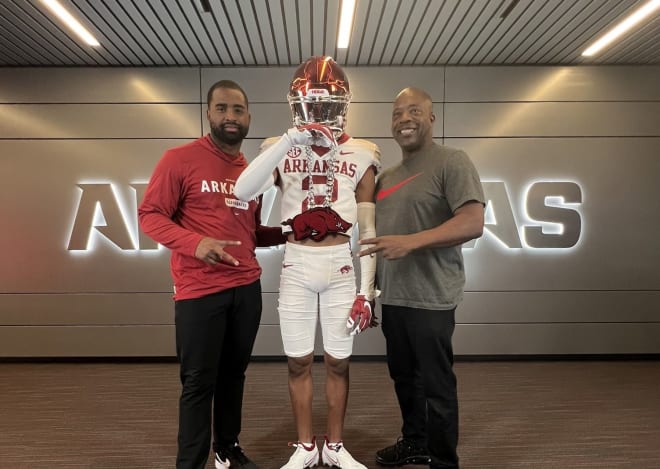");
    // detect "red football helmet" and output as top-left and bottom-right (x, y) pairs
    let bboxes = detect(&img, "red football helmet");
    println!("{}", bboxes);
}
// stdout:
(288, 56), (351, 135)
